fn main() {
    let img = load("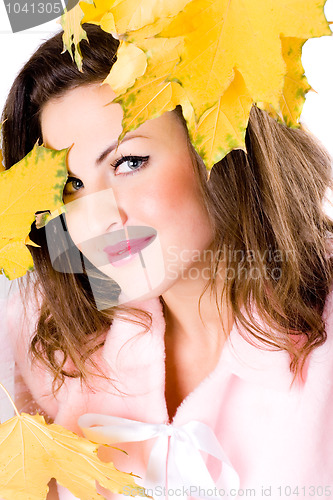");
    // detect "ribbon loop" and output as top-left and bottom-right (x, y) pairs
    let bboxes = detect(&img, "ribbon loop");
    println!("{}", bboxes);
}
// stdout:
(79, 414), (240, 499)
